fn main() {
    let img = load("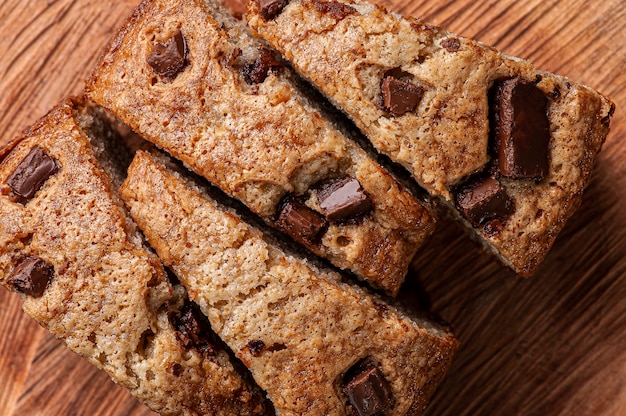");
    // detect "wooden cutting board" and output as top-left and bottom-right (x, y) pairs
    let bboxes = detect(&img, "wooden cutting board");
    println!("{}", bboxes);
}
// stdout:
(0, 0), (624, 415)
